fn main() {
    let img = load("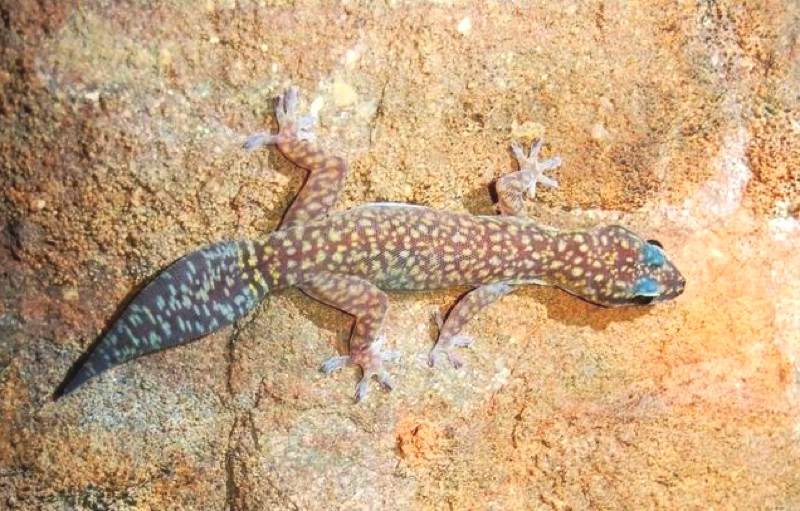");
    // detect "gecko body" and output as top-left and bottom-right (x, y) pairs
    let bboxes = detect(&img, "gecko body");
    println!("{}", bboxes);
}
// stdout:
(57, 88), (684, 401)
